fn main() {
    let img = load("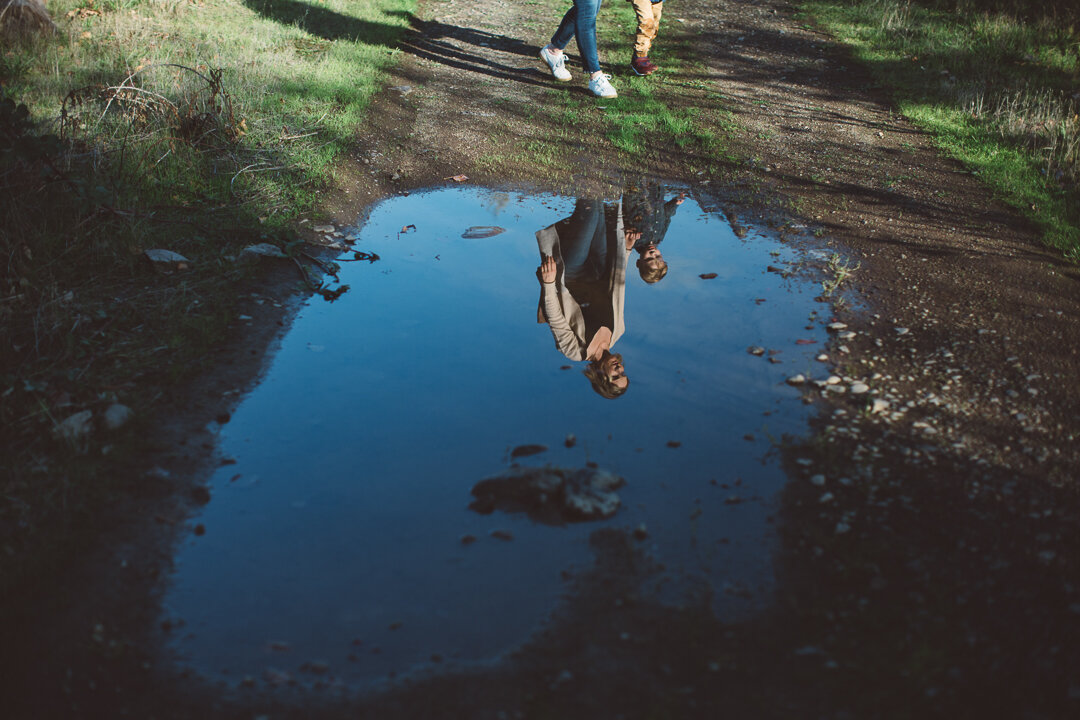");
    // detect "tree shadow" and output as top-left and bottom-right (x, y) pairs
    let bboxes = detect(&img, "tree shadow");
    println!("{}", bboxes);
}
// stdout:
(243, 0), (549, 86)
(242, 0), (403, 45)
